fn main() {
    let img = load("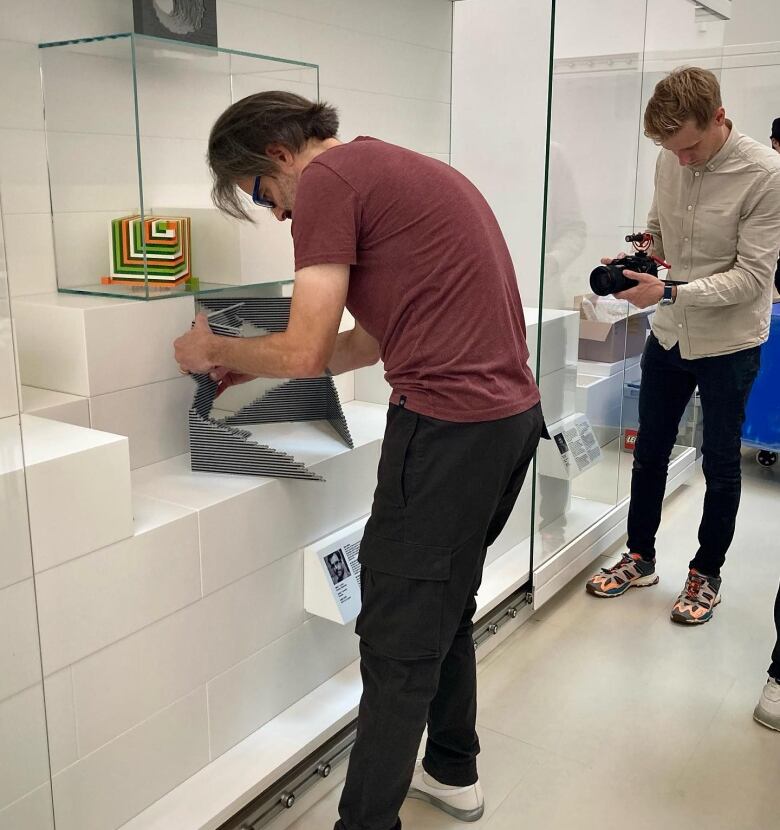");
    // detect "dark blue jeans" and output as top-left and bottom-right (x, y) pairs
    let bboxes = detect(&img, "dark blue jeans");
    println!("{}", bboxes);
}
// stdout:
(626, 333), (760, 578)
